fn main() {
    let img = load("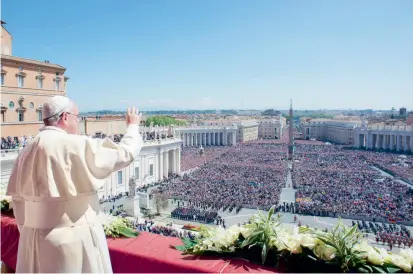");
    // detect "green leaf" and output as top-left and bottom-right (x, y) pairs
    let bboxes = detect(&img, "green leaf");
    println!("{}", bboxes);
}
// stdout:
(267, 205), (275, 222)
(261, 242), (268, 264)
(175, 245), (188, 251)
(343, 225), (358, 241)
(118, 227), (139, 238)
(362, 264), (373, 272)
(317, 236), (339, 251)
(357, 266), (370, 273)
(384, 266), (402, 273)
(181, 237), (198, 248)
(371, 265), (387, 273)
